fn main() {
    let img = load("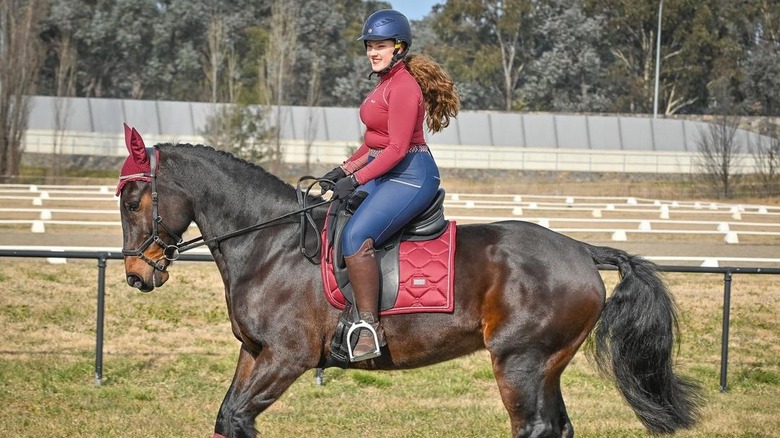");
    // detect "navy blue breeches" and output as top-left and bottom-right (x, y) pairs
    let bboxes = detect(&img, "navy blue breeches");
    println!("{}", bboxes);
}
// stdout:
(341, 150), (440, 256)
